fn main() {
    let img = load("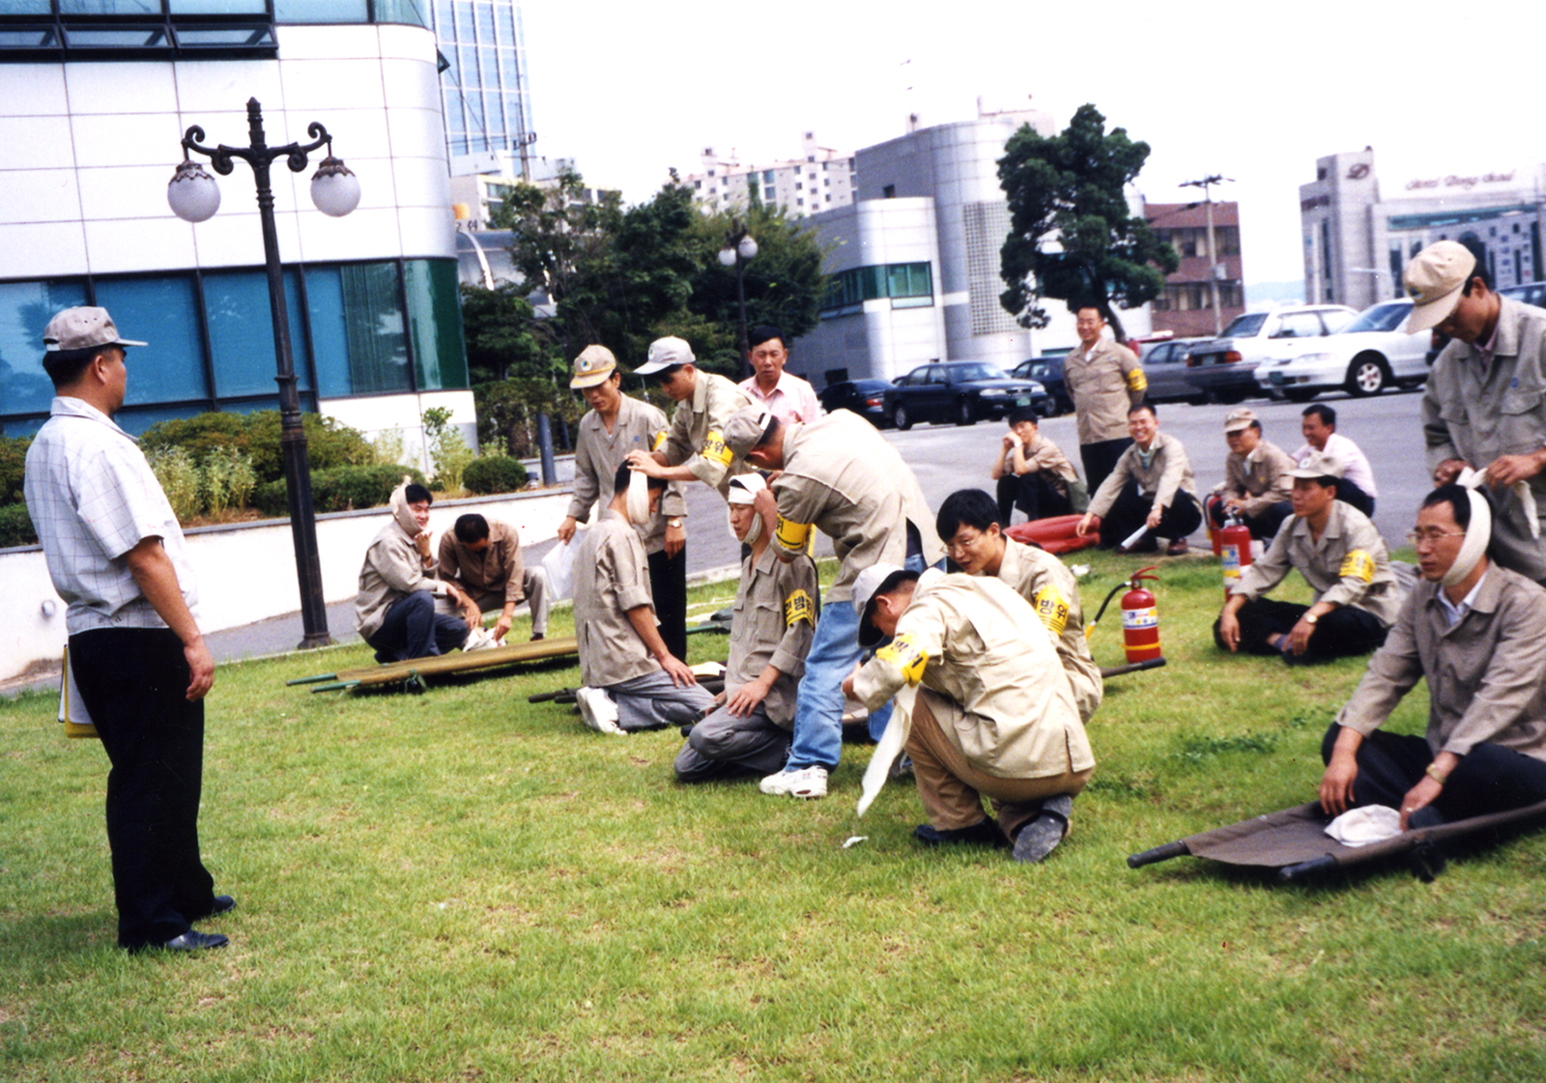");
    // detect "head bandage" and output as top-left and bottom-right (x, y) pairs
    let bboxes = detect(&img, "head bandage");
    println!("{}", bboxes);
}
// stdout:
(1443, 469), (1492, 587)
(727, 473), (767, 544)
(626, 469), (651, 526)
